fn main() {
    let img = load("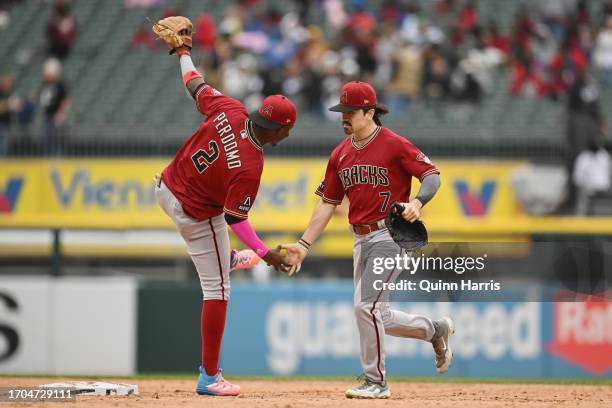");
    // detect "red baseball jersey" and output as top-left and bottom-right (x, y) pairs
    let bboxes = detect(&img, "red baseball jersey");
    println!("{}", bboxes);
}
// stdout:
(315, 127), (439, 225)
(162, 85), (264, 221)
